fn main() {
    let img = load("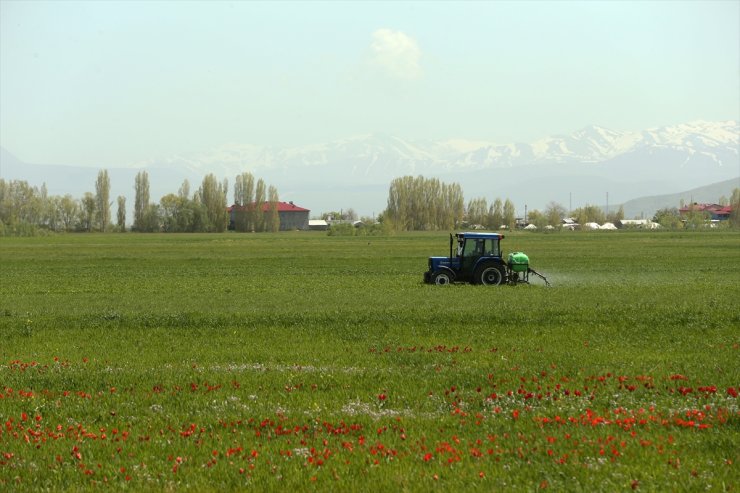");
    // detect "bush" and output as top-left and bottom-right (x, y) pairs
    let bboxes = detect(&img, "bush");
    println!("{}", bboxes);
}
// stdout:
(327, 223), (357, 236)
